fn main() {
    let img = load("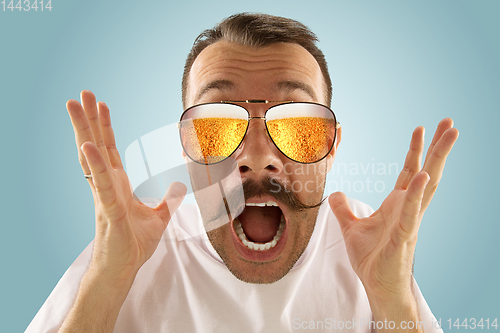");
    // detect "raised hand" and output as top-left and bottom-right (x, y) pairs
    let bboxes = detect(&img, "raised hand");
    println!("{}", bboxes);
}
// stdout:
(66, 90), (186, 282)
(329, 118), (458, 319)
(59, 90), (186, 332)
